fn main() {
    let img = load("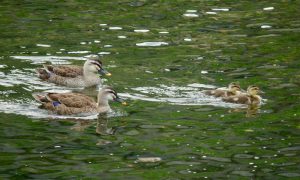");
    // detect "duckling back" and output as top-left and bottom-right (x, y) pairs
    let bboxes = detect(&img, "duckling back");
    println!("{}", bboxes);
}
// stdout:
(222, 94), (251, 104)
